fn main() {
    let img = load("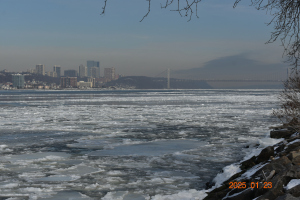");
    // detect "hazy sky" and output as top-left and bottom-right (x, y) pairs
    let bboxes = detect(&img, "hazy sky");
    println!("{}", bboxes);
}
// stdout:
(0, 0), (288, 76)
